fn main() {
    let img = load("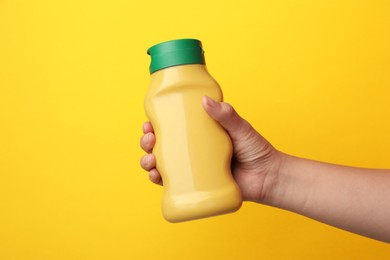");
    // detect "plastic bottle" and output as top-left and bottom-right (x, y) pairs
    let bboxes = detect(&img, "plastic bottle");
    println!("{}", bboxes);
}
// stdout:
(144, 39), (242, 222)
